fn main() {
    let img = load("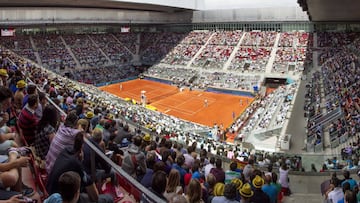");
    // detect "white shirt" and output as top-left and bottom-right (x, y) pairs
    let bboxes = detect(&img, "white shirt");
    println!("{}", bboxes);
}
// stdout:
(279, 168), (289, 188)
(327, 187), (344, 203)
(204, 163), (215, 178)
